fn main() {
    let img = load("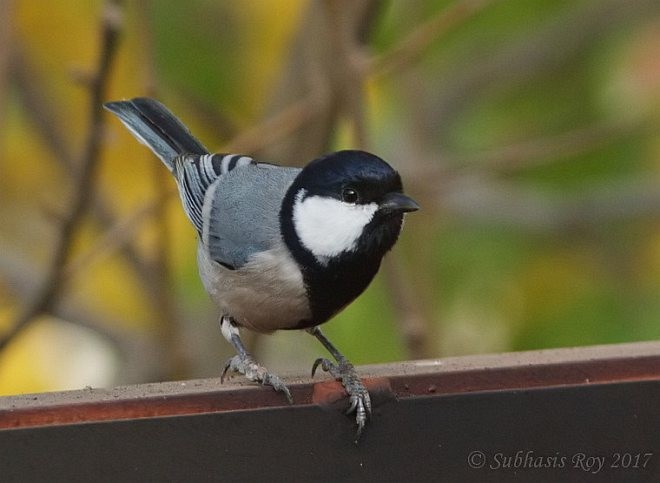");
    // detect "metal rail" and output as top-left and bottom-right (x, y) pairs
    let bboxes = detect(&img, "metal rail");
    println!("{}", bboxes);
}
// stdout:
(0, 341), (658, 482)
(1, 340), (658, 429)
